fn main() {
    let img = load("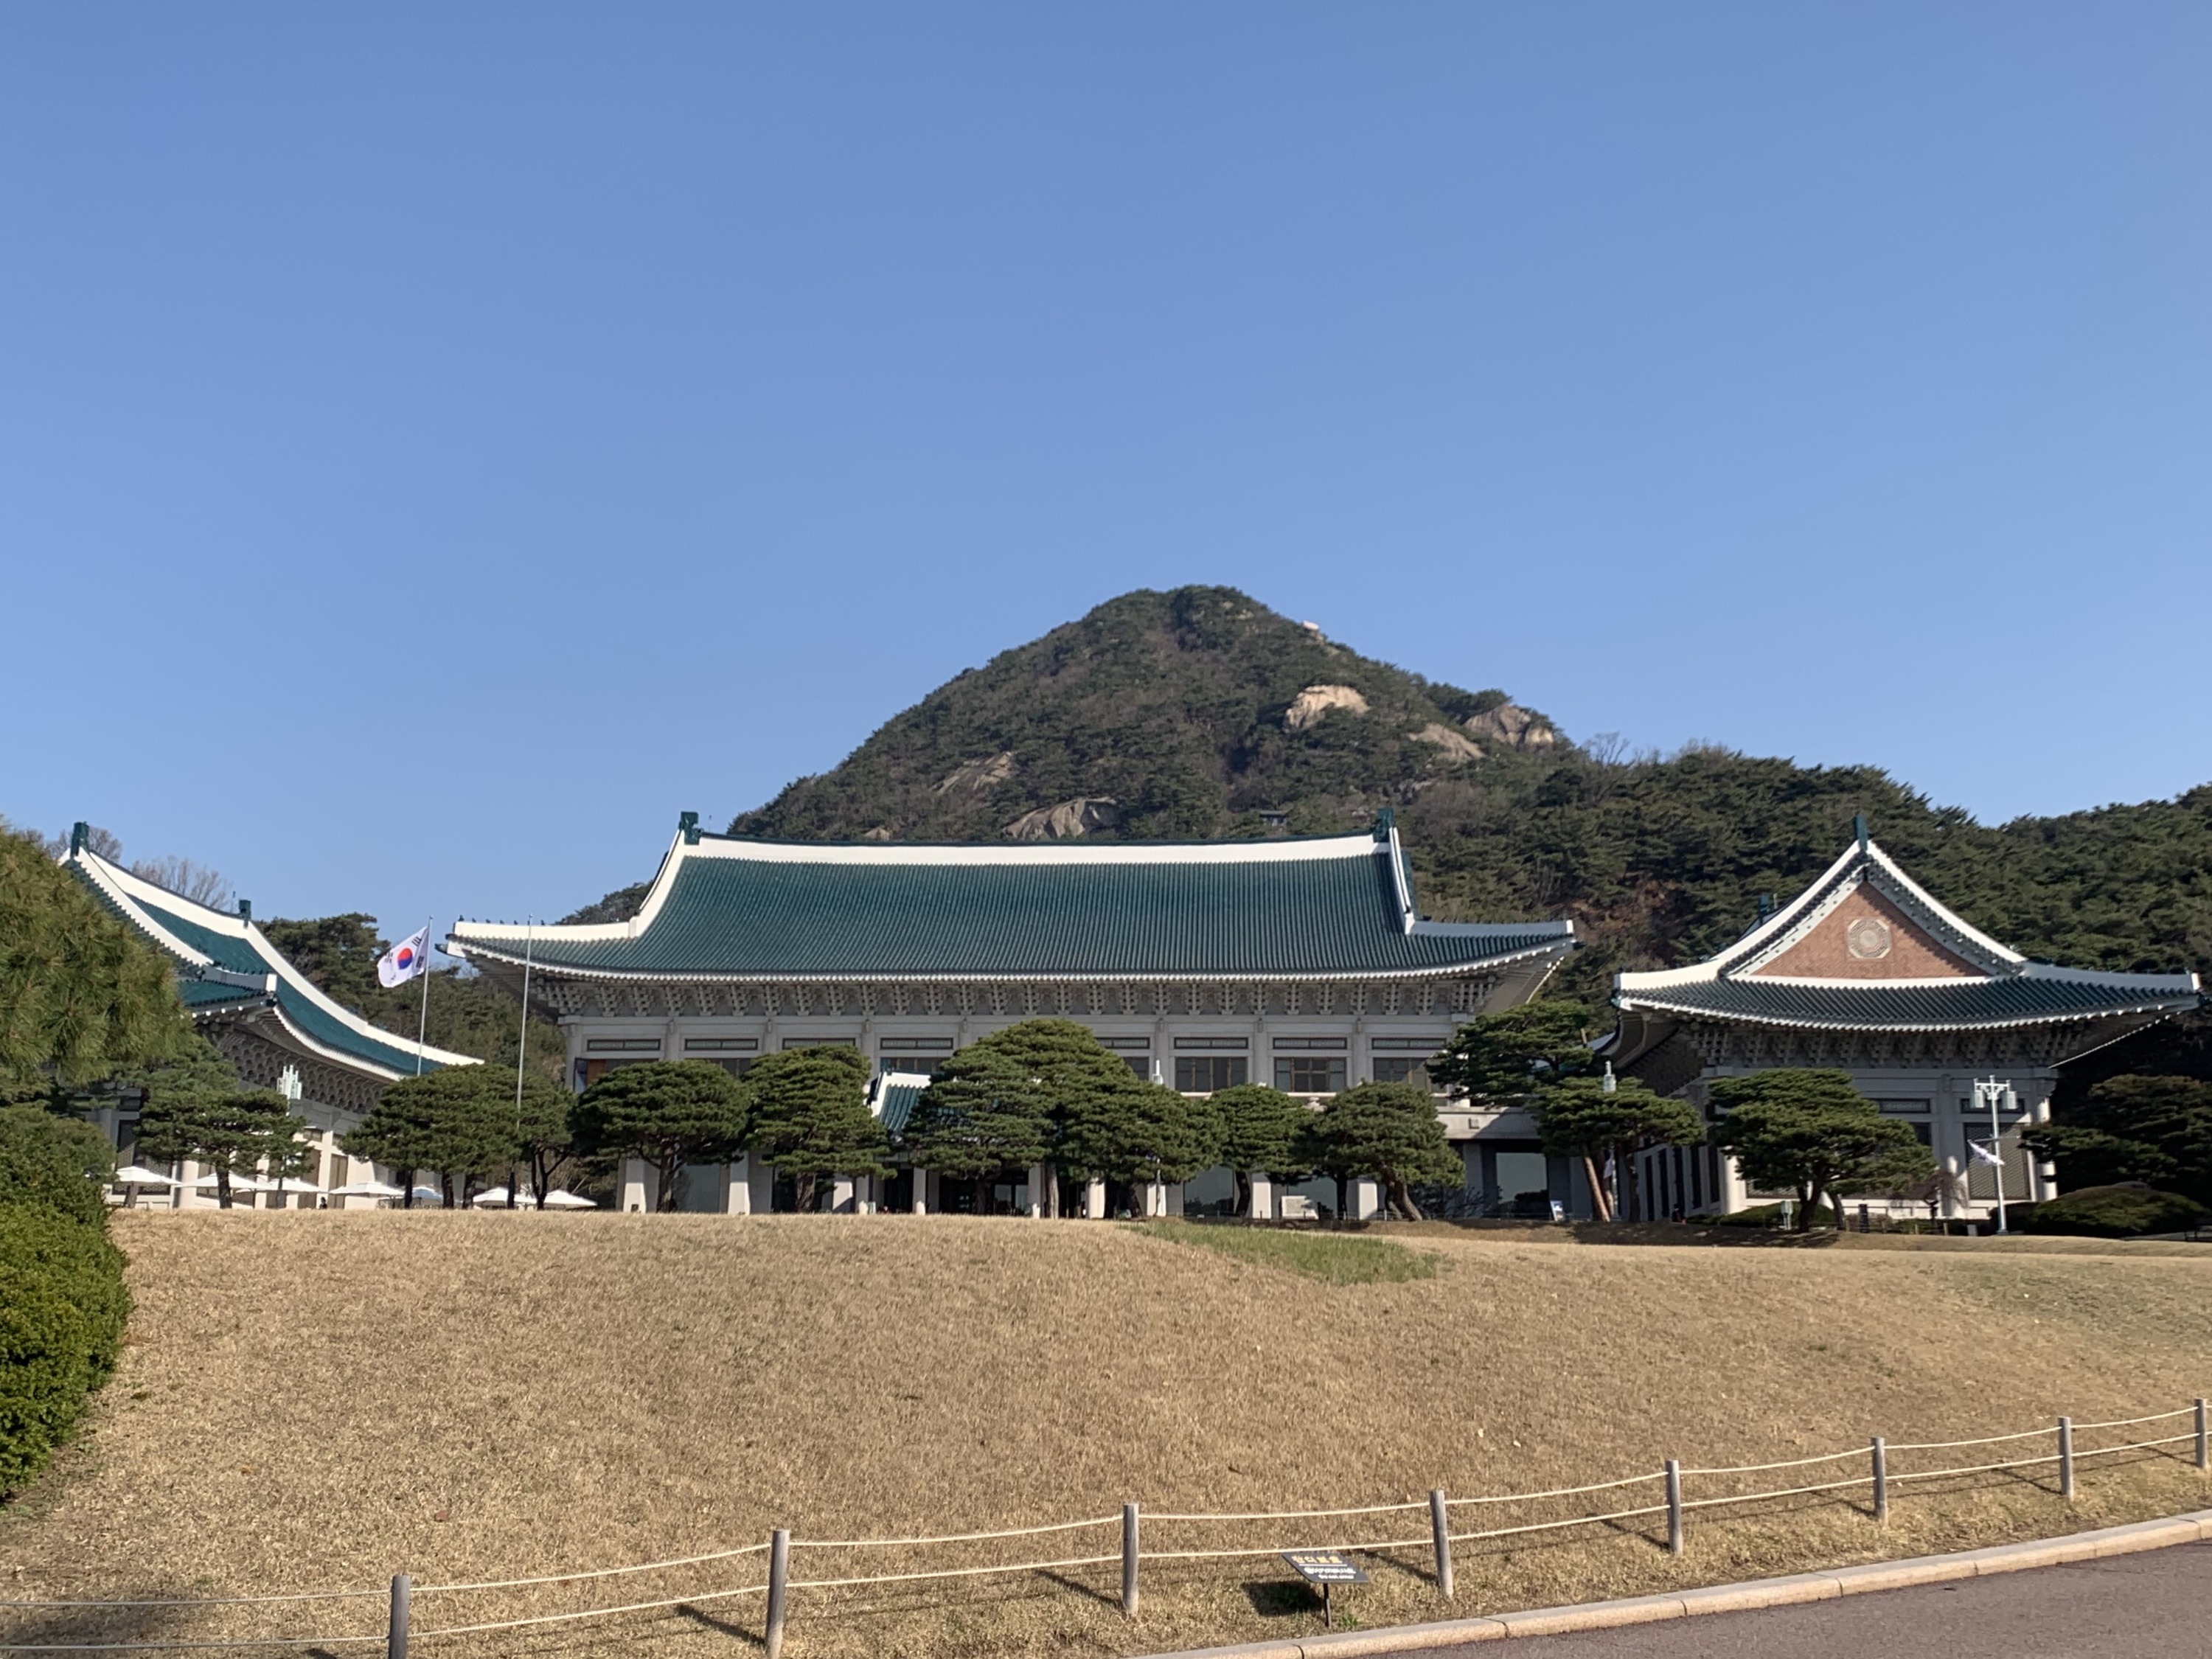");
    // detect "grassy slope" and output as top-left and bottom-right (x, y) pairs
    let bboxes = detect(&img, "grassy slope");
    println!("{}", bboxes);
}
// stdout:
(4, 1215), (2208, 1658)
